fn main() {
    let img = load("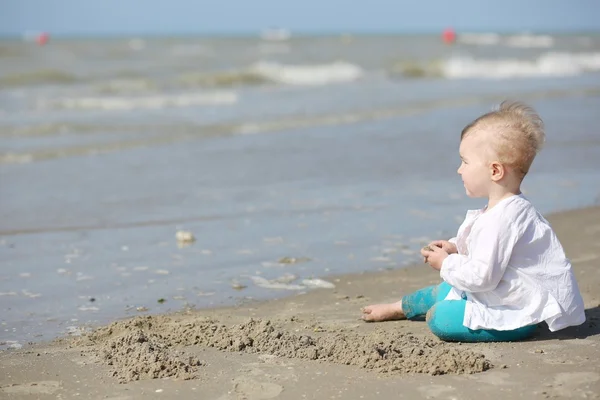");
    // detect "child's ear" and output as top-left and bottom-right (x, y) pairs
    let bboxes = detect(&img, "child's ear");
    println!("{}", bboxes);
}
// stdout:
(490, 161), (505, 181)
